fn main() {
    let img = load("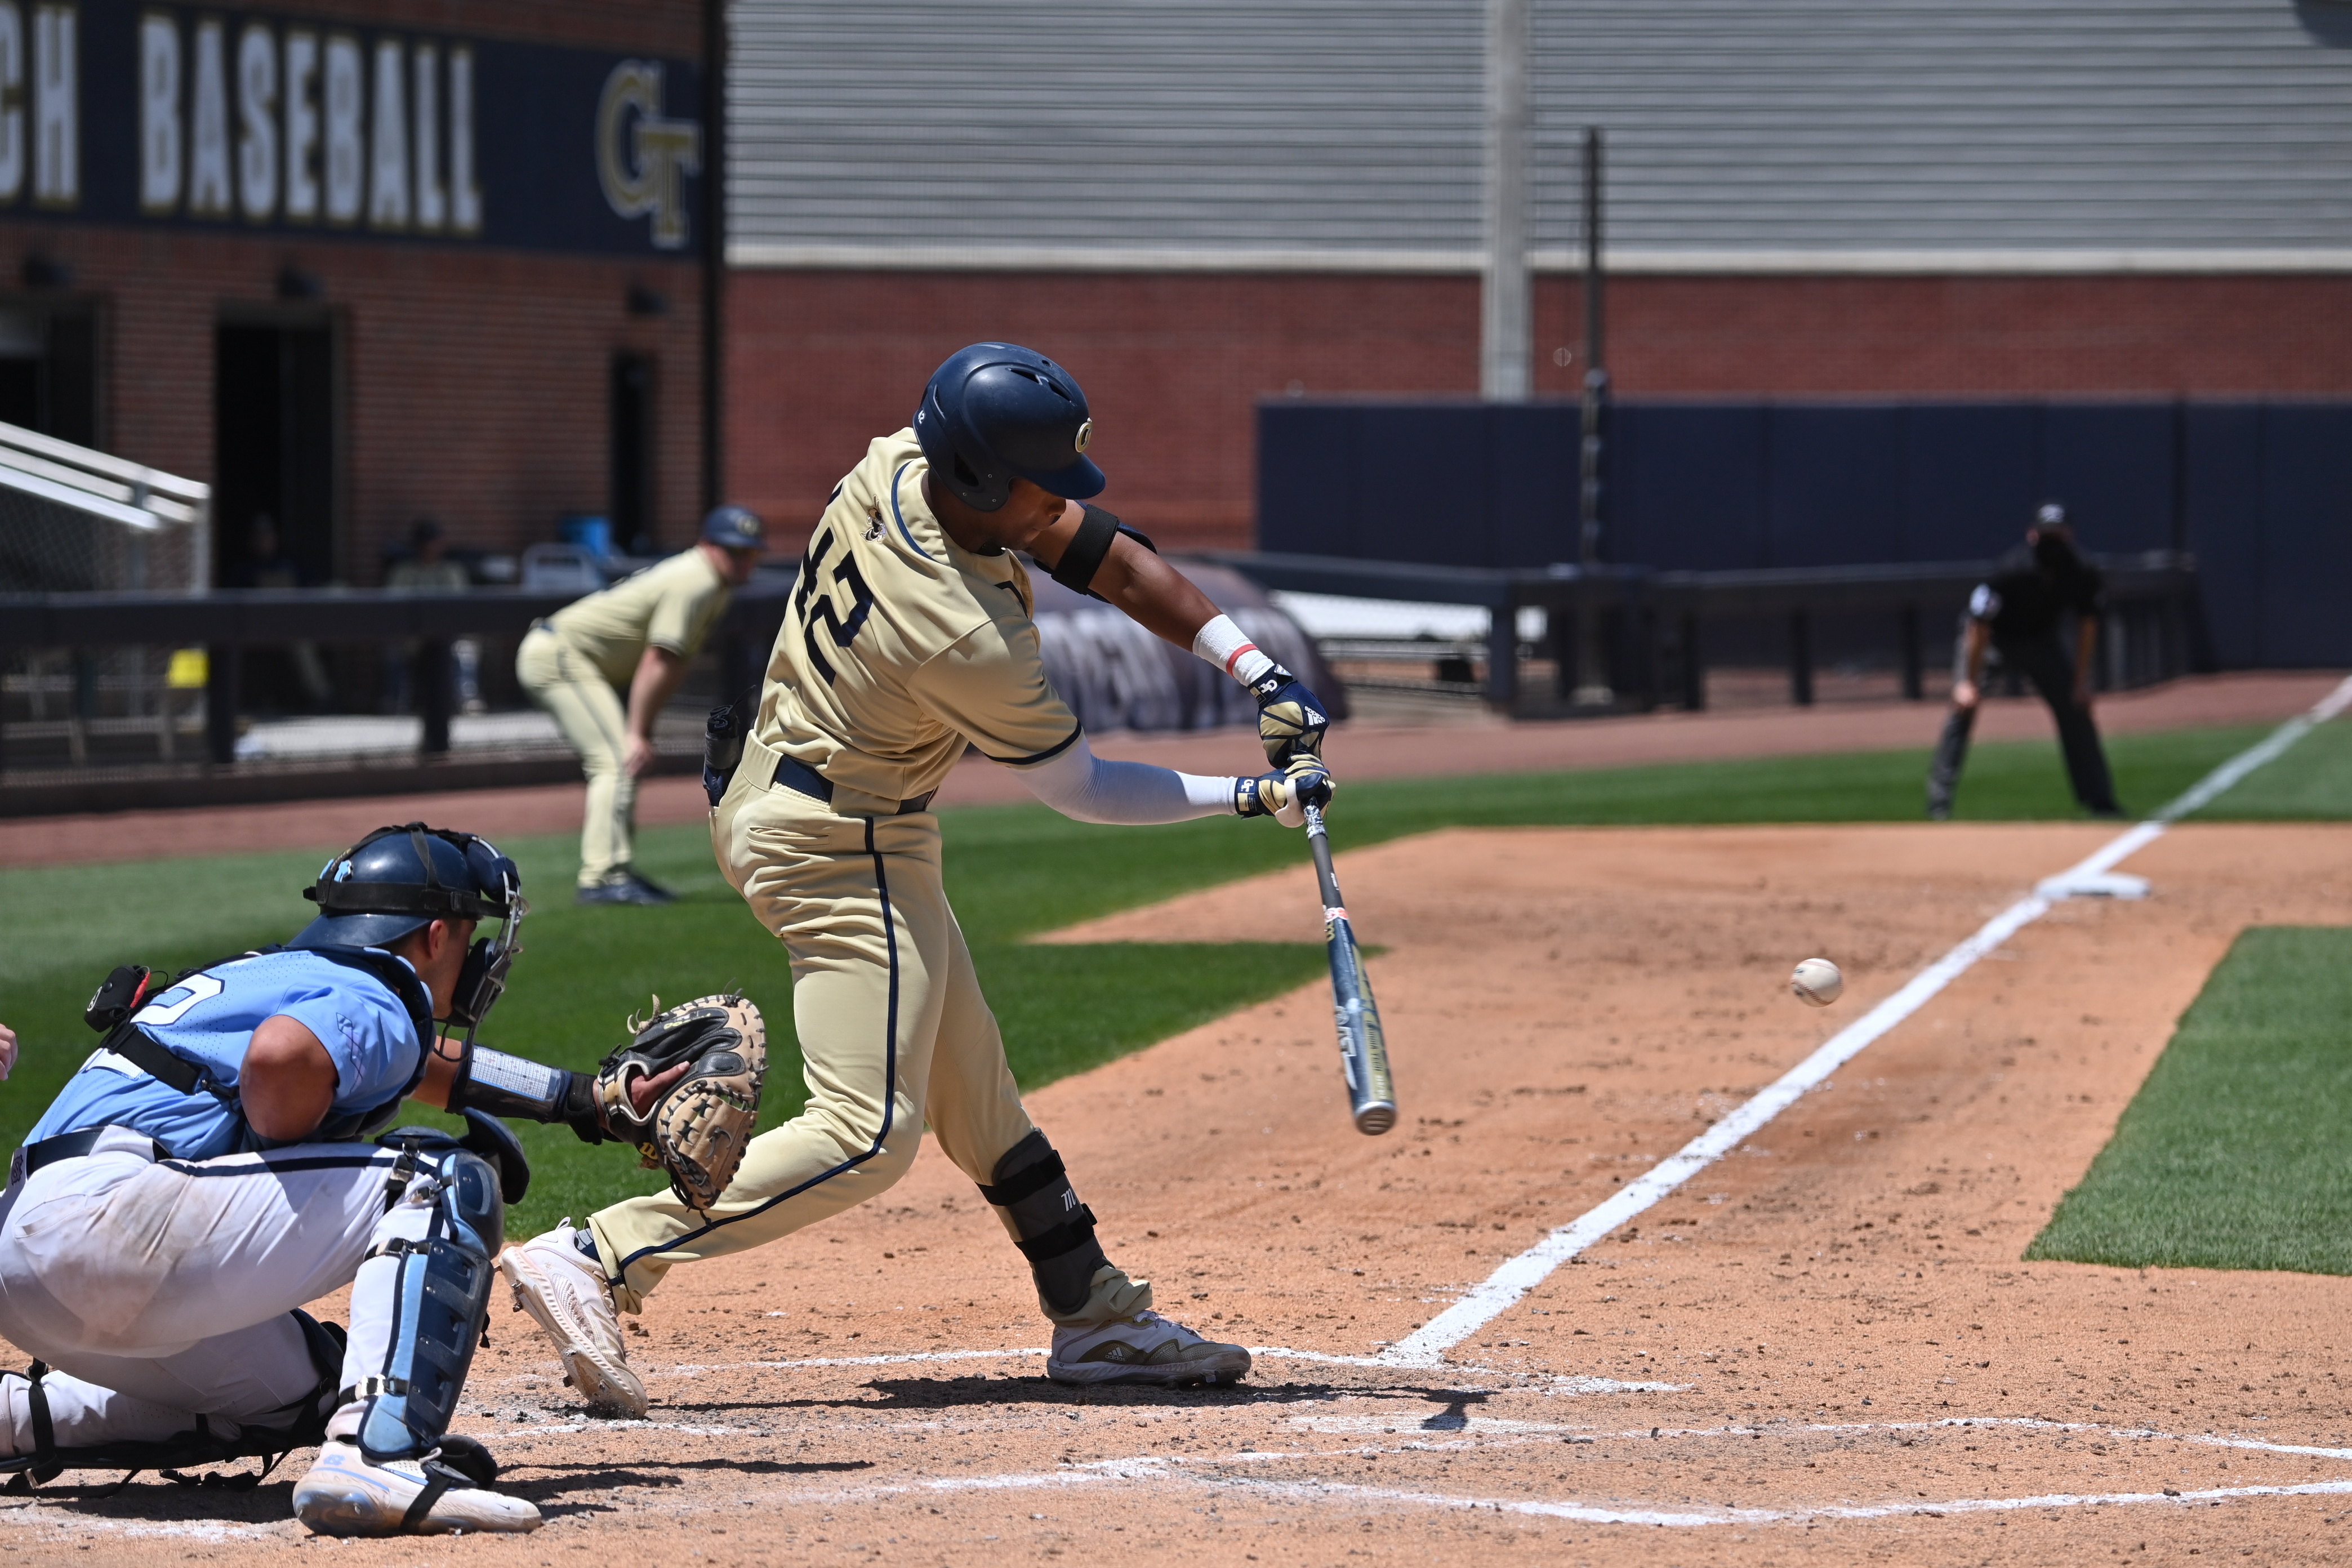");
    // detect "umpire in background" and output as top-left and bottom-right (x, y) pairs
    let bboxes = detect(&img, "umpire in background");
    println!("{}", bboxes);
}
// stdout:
(519, 506), (767, 904)
(1927, 502), (2124, 821)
